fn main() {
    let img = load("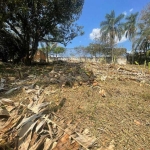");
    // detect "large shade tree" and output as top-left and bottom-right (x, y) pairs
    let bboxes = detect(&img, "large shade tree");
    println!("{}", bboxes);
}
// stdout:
(100, 10), (124, 62)
(0, 0), (84, 64)
(0, 29), (23, 62)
